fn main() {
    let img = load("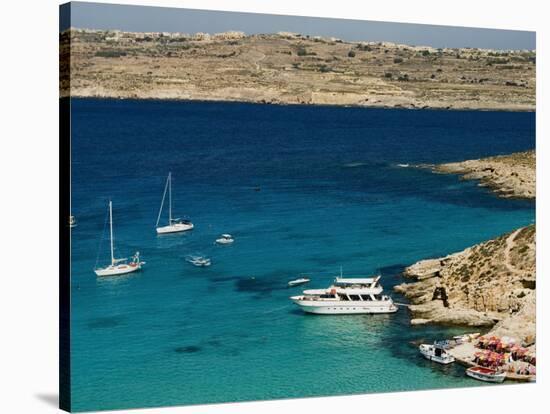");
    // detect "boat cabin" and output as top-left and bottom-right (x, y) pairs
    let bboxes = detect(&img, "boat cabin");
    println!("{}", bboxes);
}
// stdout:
(170, 218), (192, 224)
(333, 276), (381, 290)
(301, 288), (389, 302)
